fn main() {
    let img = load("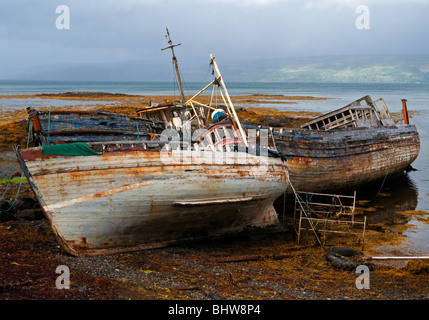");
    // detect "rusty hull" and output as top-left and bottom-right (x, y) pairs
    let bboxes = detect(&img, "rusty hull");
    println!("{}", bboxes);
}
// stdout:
(17, 148), (288, 257)
(274, 124), (420, 192)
